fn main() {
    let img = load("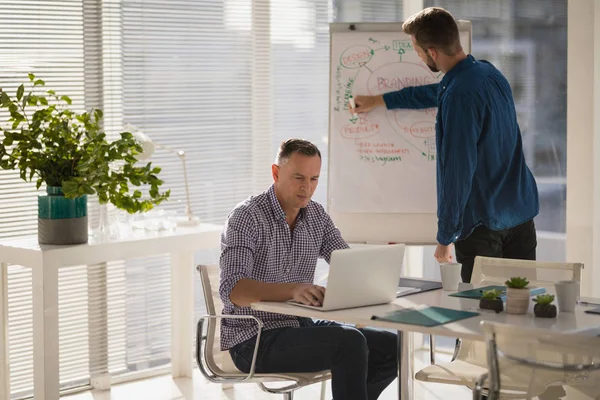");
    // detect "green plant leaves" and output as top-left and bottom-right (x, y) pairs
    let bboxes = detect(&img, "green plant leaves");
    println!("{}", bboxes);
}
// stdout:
(0, 92), (11, 107)
(16, 84), (24, 101)
(505, 277), (530, 289)
(0, 74), (170, 213)
(62, 181), (78, 195)
(533, 294), (555, 305)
